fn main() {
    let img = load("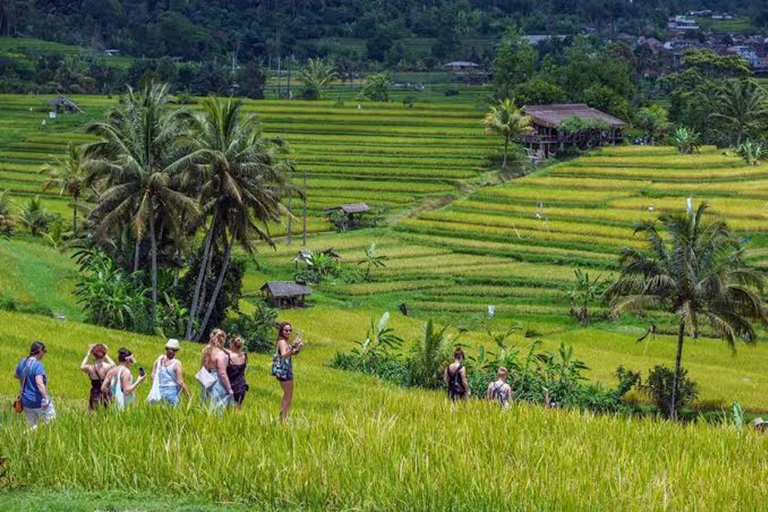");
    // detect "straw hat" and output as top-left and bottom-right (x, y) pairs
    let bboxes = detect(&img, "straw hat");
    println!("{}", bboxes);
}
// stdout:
(165, 338), (181, 351)
(753, 417), (767, 430)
